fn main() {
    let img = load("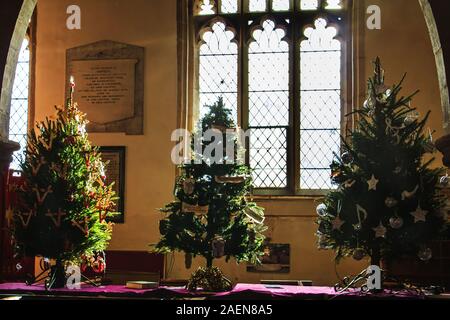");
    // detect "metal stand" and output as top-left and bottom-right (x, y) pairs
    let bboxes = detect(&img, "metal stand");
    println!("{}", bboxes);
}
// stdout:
(25, 257), (102, 291)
